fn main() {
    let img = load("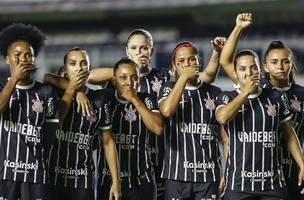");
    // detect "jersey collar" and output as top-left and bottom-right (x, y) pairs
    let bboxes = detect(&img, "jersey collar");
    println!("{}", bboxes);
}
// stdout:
(274, 83), (292, 92)
(115, 90), (129, 104)
(185, 80), (203, 90)
(139, 67), (152, 78)
(236, 87), (262, 99)
(15, 81), (35, 90)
